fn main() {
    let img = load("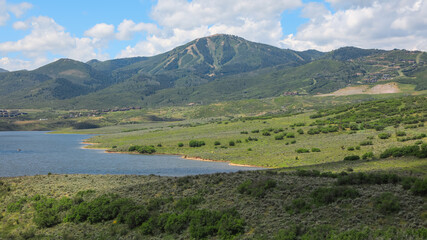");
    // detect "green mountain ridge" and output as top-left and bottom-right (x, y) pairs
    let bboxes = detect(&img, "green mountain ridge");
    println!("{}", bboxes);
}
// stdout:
(0, 34), (425, 109)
